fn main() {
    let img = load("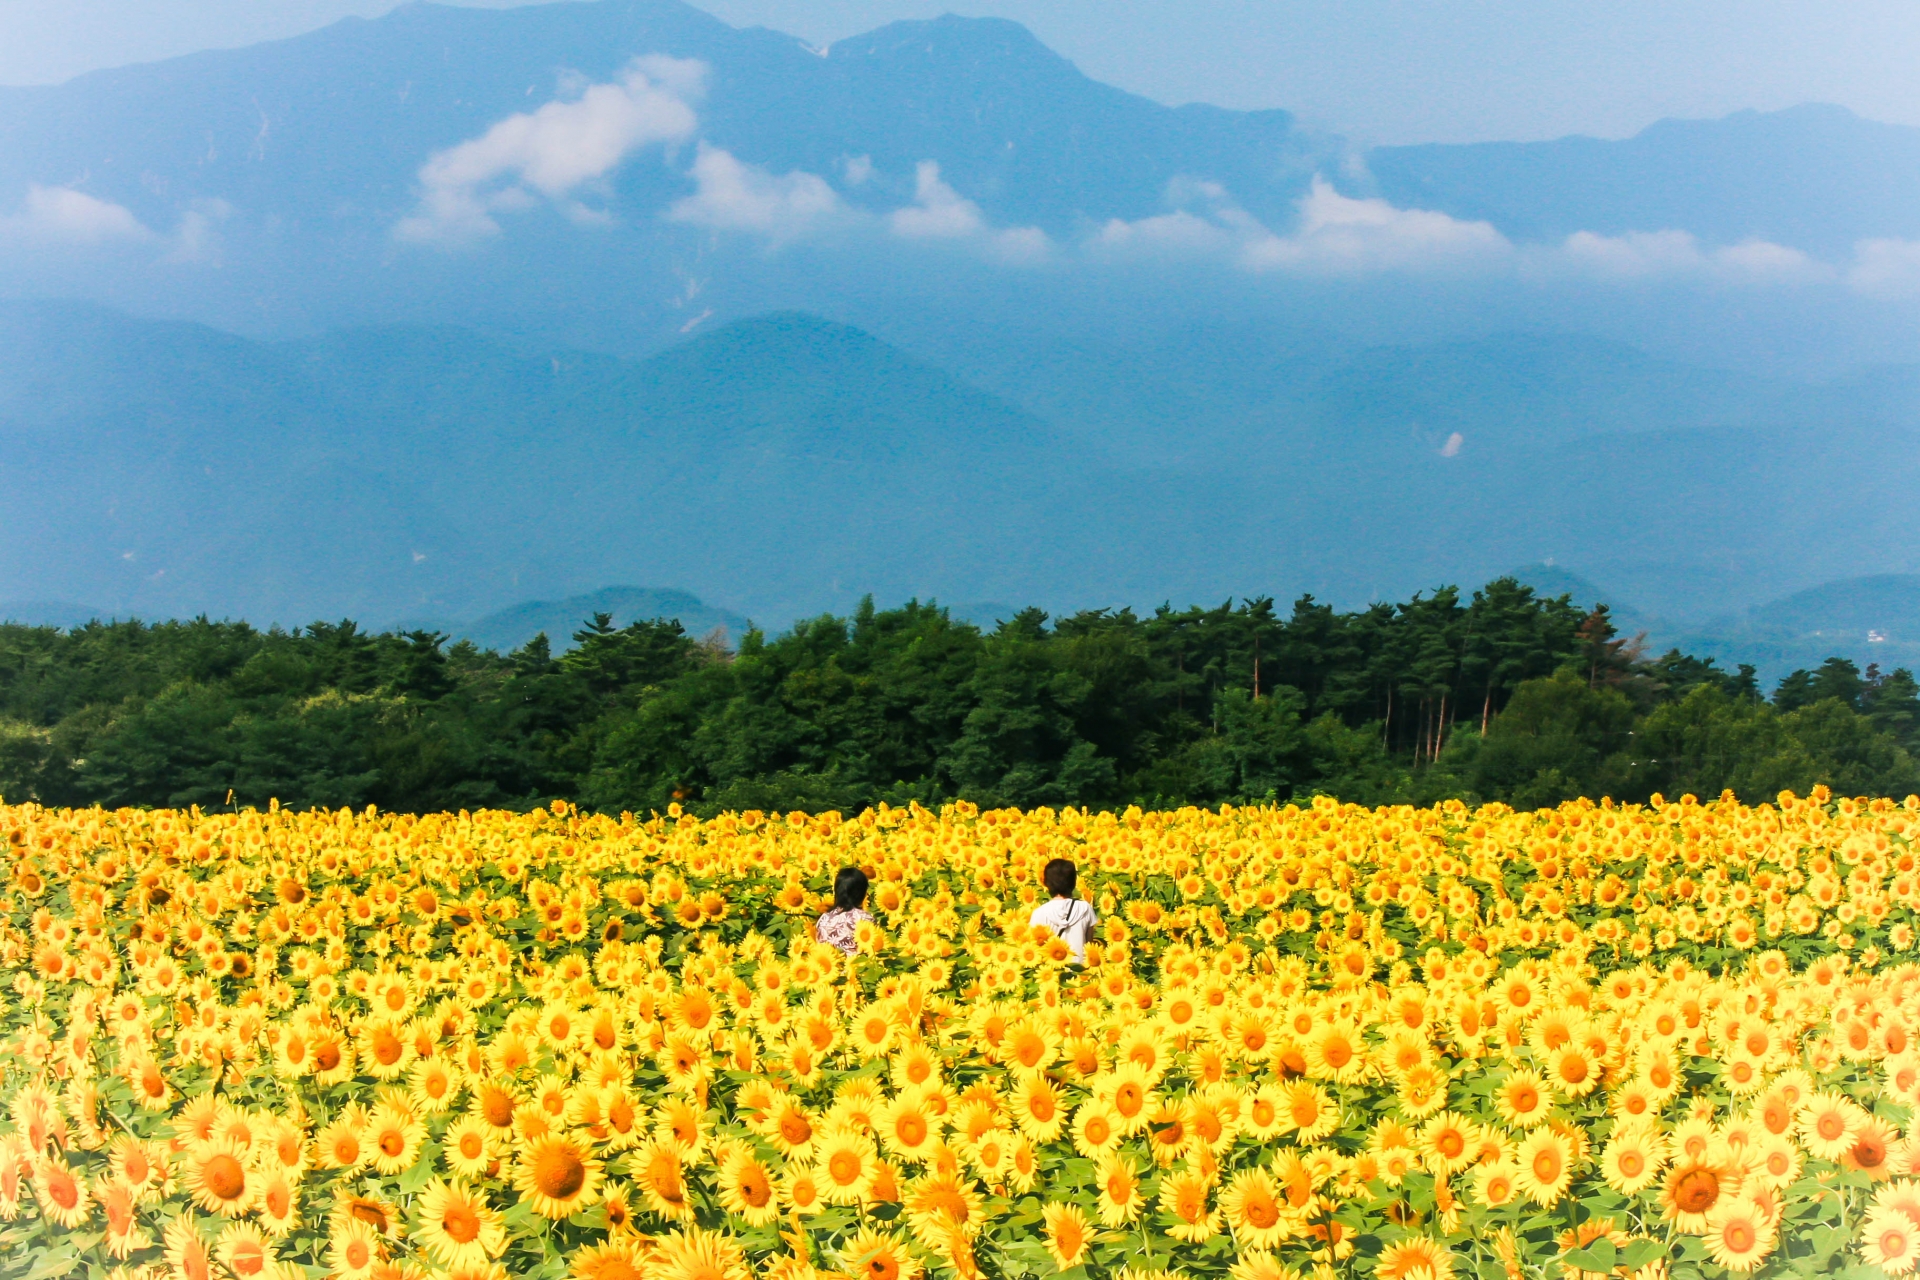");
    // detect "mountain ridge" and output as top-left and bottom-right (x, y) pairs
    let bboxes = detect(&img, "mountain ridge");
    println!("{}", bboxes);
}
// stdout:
(1367, 102), (1920, 256)
(6, 0), (1914, 259)
(7, 299), (1920, 632)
